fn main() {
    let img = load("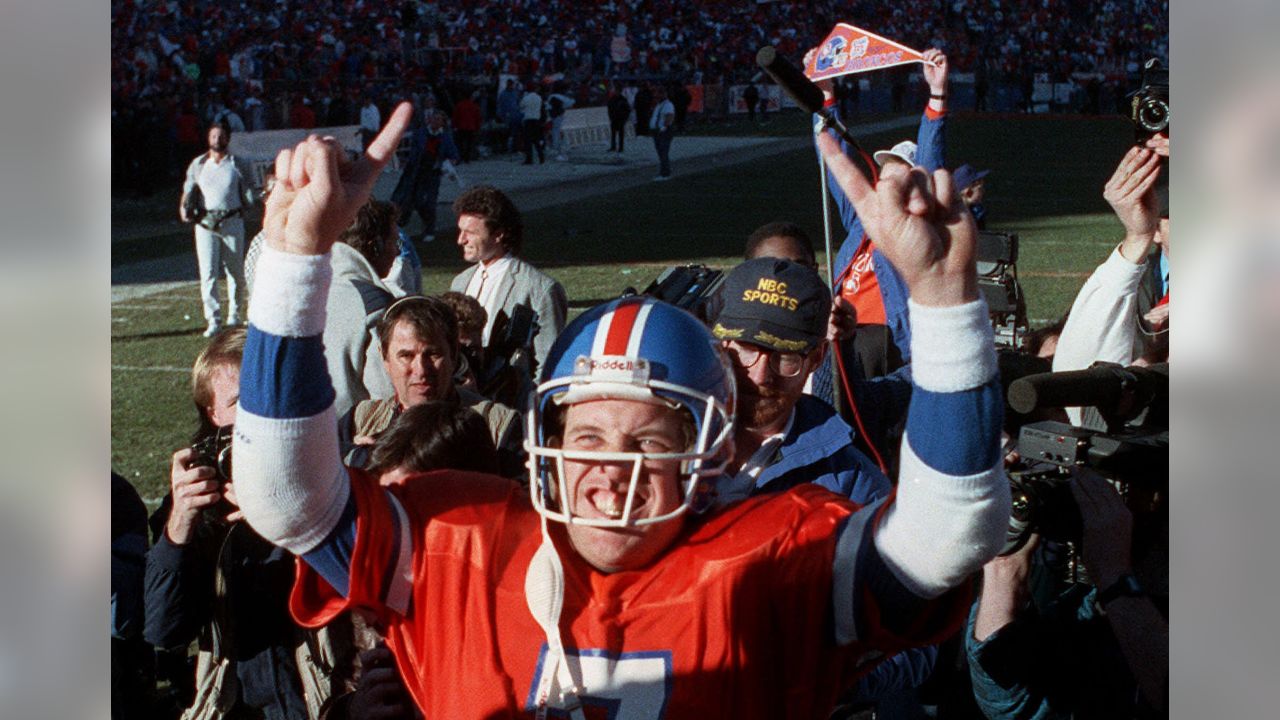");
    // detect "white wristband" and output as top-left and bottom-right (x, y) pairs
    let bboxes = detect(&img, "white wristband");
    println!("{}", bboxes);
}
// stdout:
(248, 245), (332, 338)
(908, 297), (997, 393)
